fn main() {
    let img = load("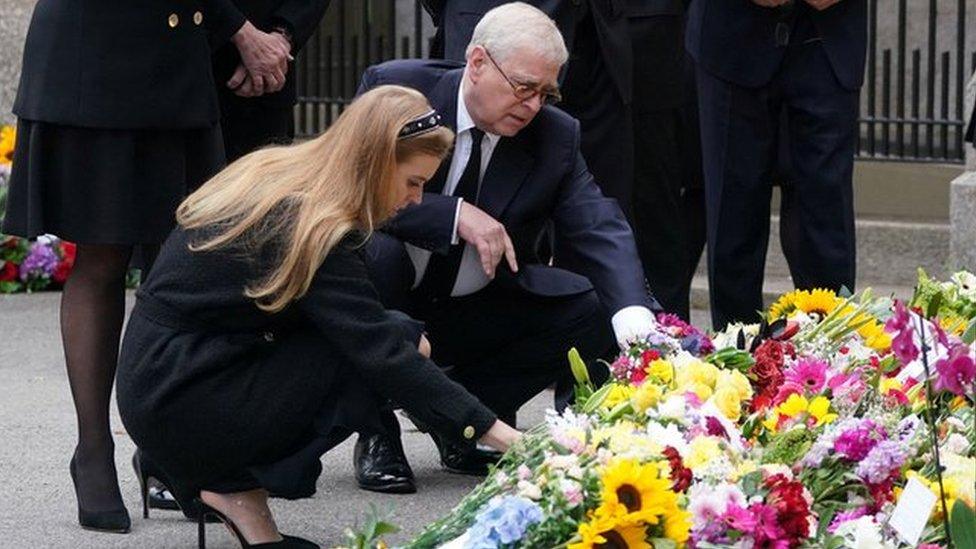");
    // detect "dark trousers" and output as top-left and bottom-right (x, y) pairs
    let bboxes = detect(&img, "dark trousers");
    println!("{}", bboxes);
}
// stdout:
(632, 101), (706, 321)
(364, 234), (615, 428)
(696, 32), (858, 330)
(559, 12), (634, 222)
(219, 101), (294, 163)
